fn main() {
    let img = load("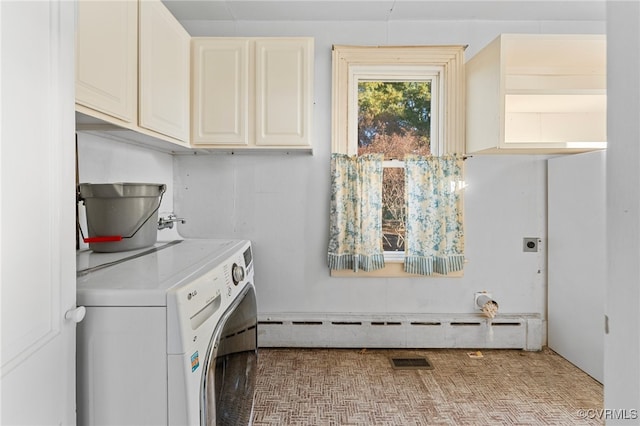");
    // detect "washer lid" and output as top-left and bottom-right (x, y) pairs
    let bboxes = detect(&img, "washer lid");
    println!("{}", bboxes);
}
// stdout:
(76, 239), (248, 306)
